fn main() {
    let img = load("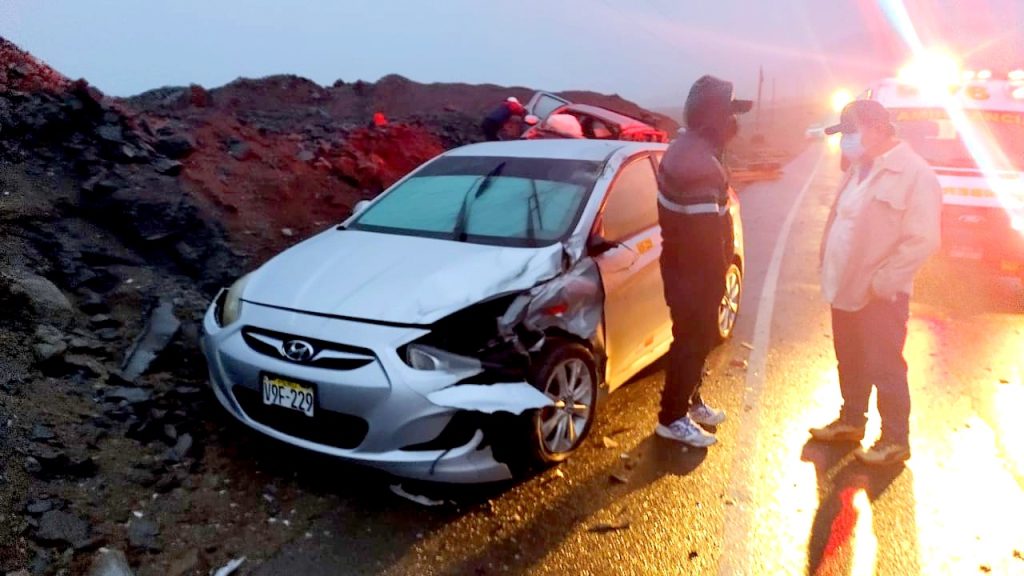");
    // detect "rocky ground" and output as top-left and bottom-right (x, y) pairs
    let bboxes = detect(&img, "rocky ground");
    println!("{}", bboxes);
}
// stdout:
(0, 36), (691, 575)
